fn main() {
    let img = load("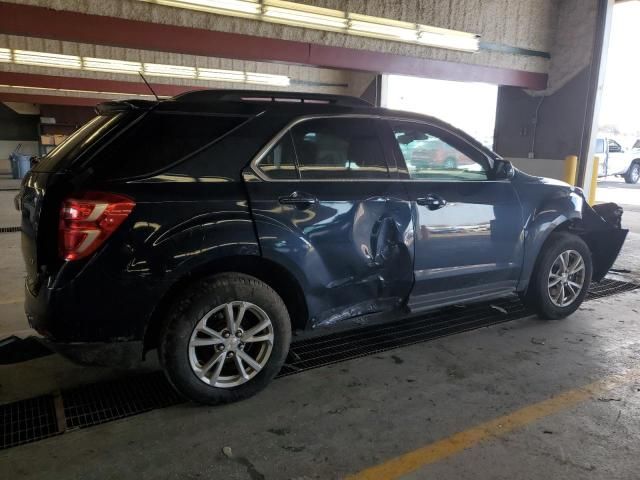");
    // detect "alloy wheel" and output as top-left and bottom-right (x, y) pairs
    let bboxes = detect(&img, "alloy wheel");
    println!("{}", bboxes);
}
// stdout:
(188, 301), (274, 388)
(547, 250), (586, 307)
